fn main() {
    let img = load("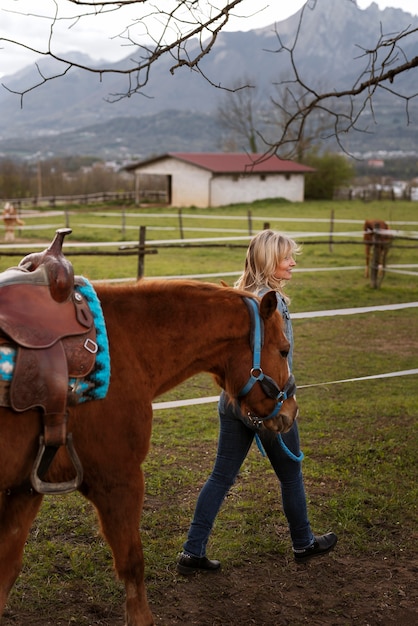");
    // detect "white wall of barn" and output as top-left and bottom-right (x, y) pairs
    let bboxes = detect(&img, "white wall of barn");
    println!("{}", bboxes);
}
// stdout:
(134, 159), (211, 207)
(133, 159), (306, 206)
(210, 173), (305, 206)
